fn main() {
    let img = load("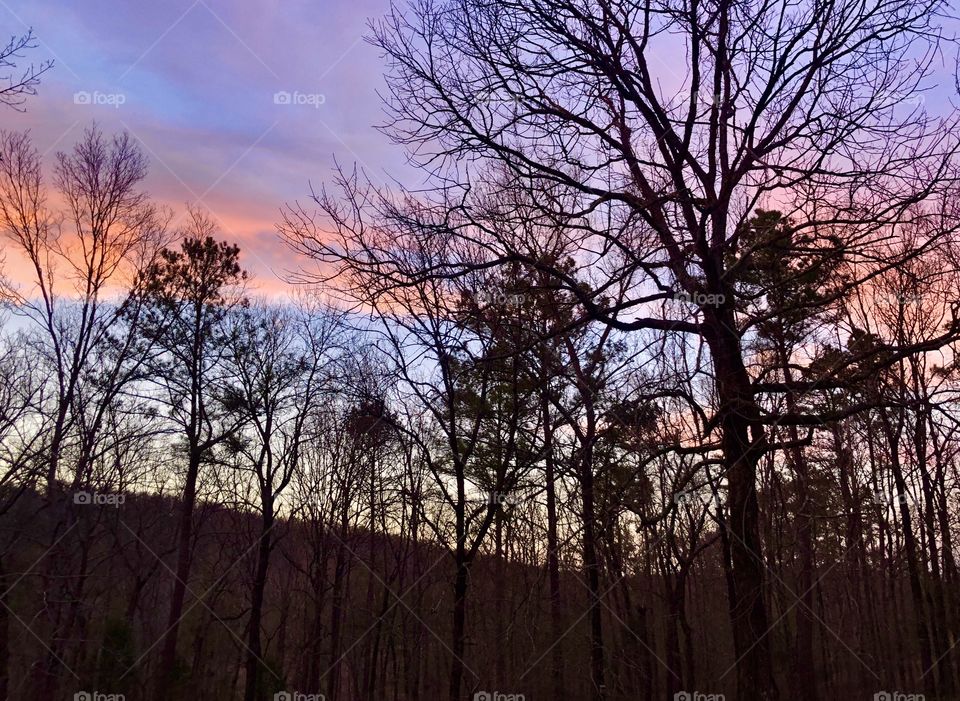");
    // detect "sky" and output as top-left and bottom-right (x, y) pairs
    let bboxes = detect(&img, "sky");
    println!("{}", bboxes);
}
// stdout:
(5, 0), (960, 298)
(2, 0), (414, 292)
